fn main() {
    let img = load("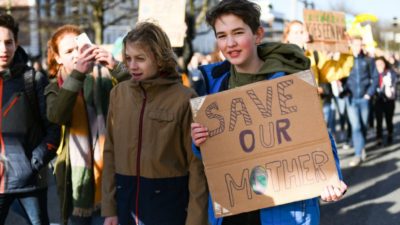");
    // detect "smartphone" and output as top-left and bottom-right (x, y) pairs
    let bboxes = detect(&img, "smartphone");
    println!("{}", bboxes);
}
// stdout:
(75, 33), (92, 50)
